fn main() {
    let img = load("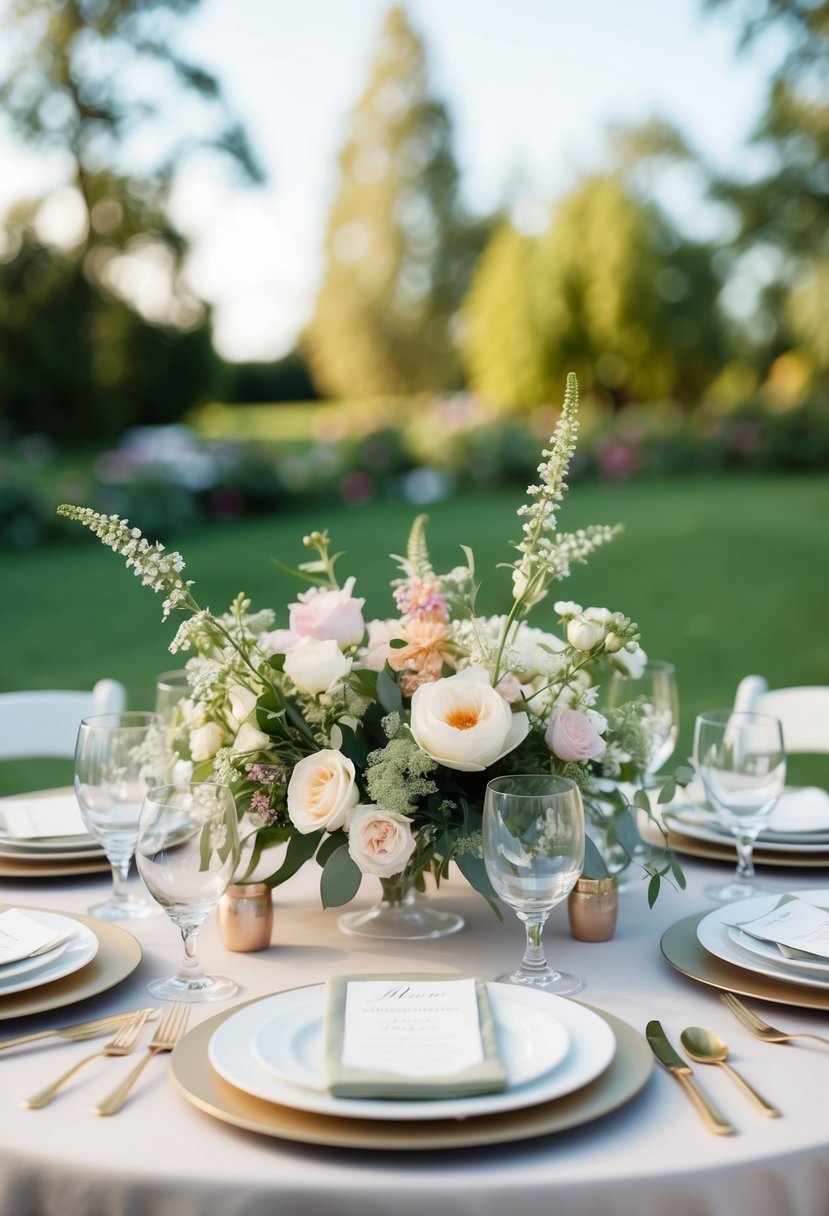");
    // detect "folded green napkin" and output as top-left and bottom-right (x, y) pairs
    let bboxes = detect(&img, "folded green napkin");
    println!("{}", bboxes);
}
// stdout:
(324, 973), (508, 1100)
